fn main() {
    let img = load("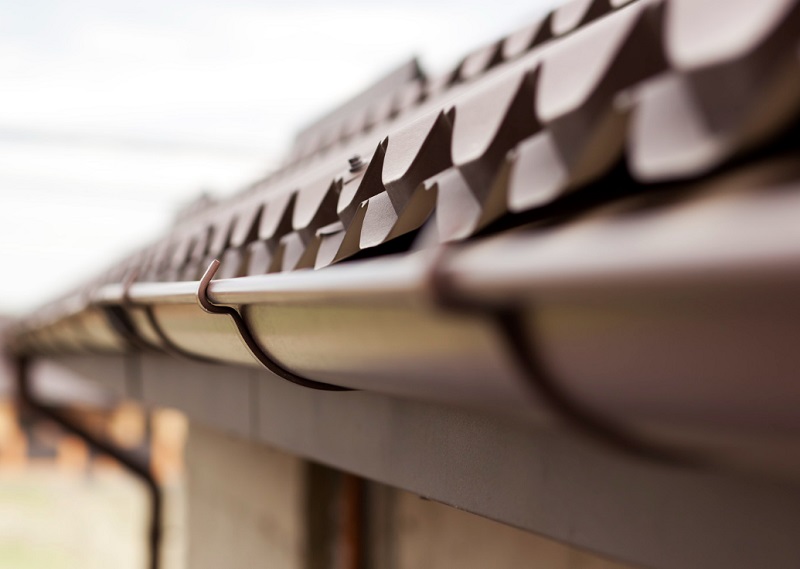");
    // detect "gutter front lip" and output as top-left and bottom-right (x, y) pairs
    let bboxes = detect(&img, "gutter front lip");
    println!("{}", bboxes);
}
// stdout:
(88, 227), (800, 310)
(93, 251), (433, 307)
